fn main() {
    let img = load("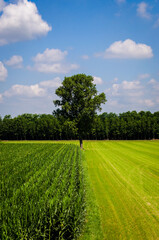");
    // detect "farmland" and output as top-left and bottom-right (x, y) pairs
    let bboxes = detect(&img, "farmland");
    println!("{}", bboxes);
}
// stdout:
(85, 140), (159, 240)
(1, 140), (159, 240)
(0, 143), (85, 239)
